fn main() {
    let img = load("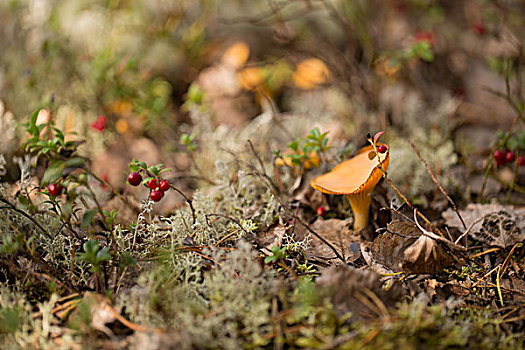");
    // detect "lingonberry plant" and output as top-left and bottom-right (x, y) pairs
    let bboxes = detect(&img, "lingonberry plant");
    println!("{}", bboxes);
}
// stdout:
(127, 159), (172, 202)
(492, 131), (525, 167)
(1, 106), (145, 295)
(127, 159), (196, 223)
(274, 128), (331, 173)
